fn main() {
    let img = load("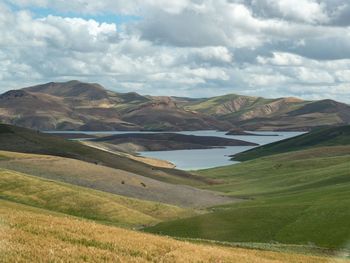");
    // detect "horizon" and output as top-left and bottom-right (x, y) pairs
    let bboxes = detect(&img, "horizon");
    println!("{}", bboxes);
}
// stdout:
(1, 0), (349, 103)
